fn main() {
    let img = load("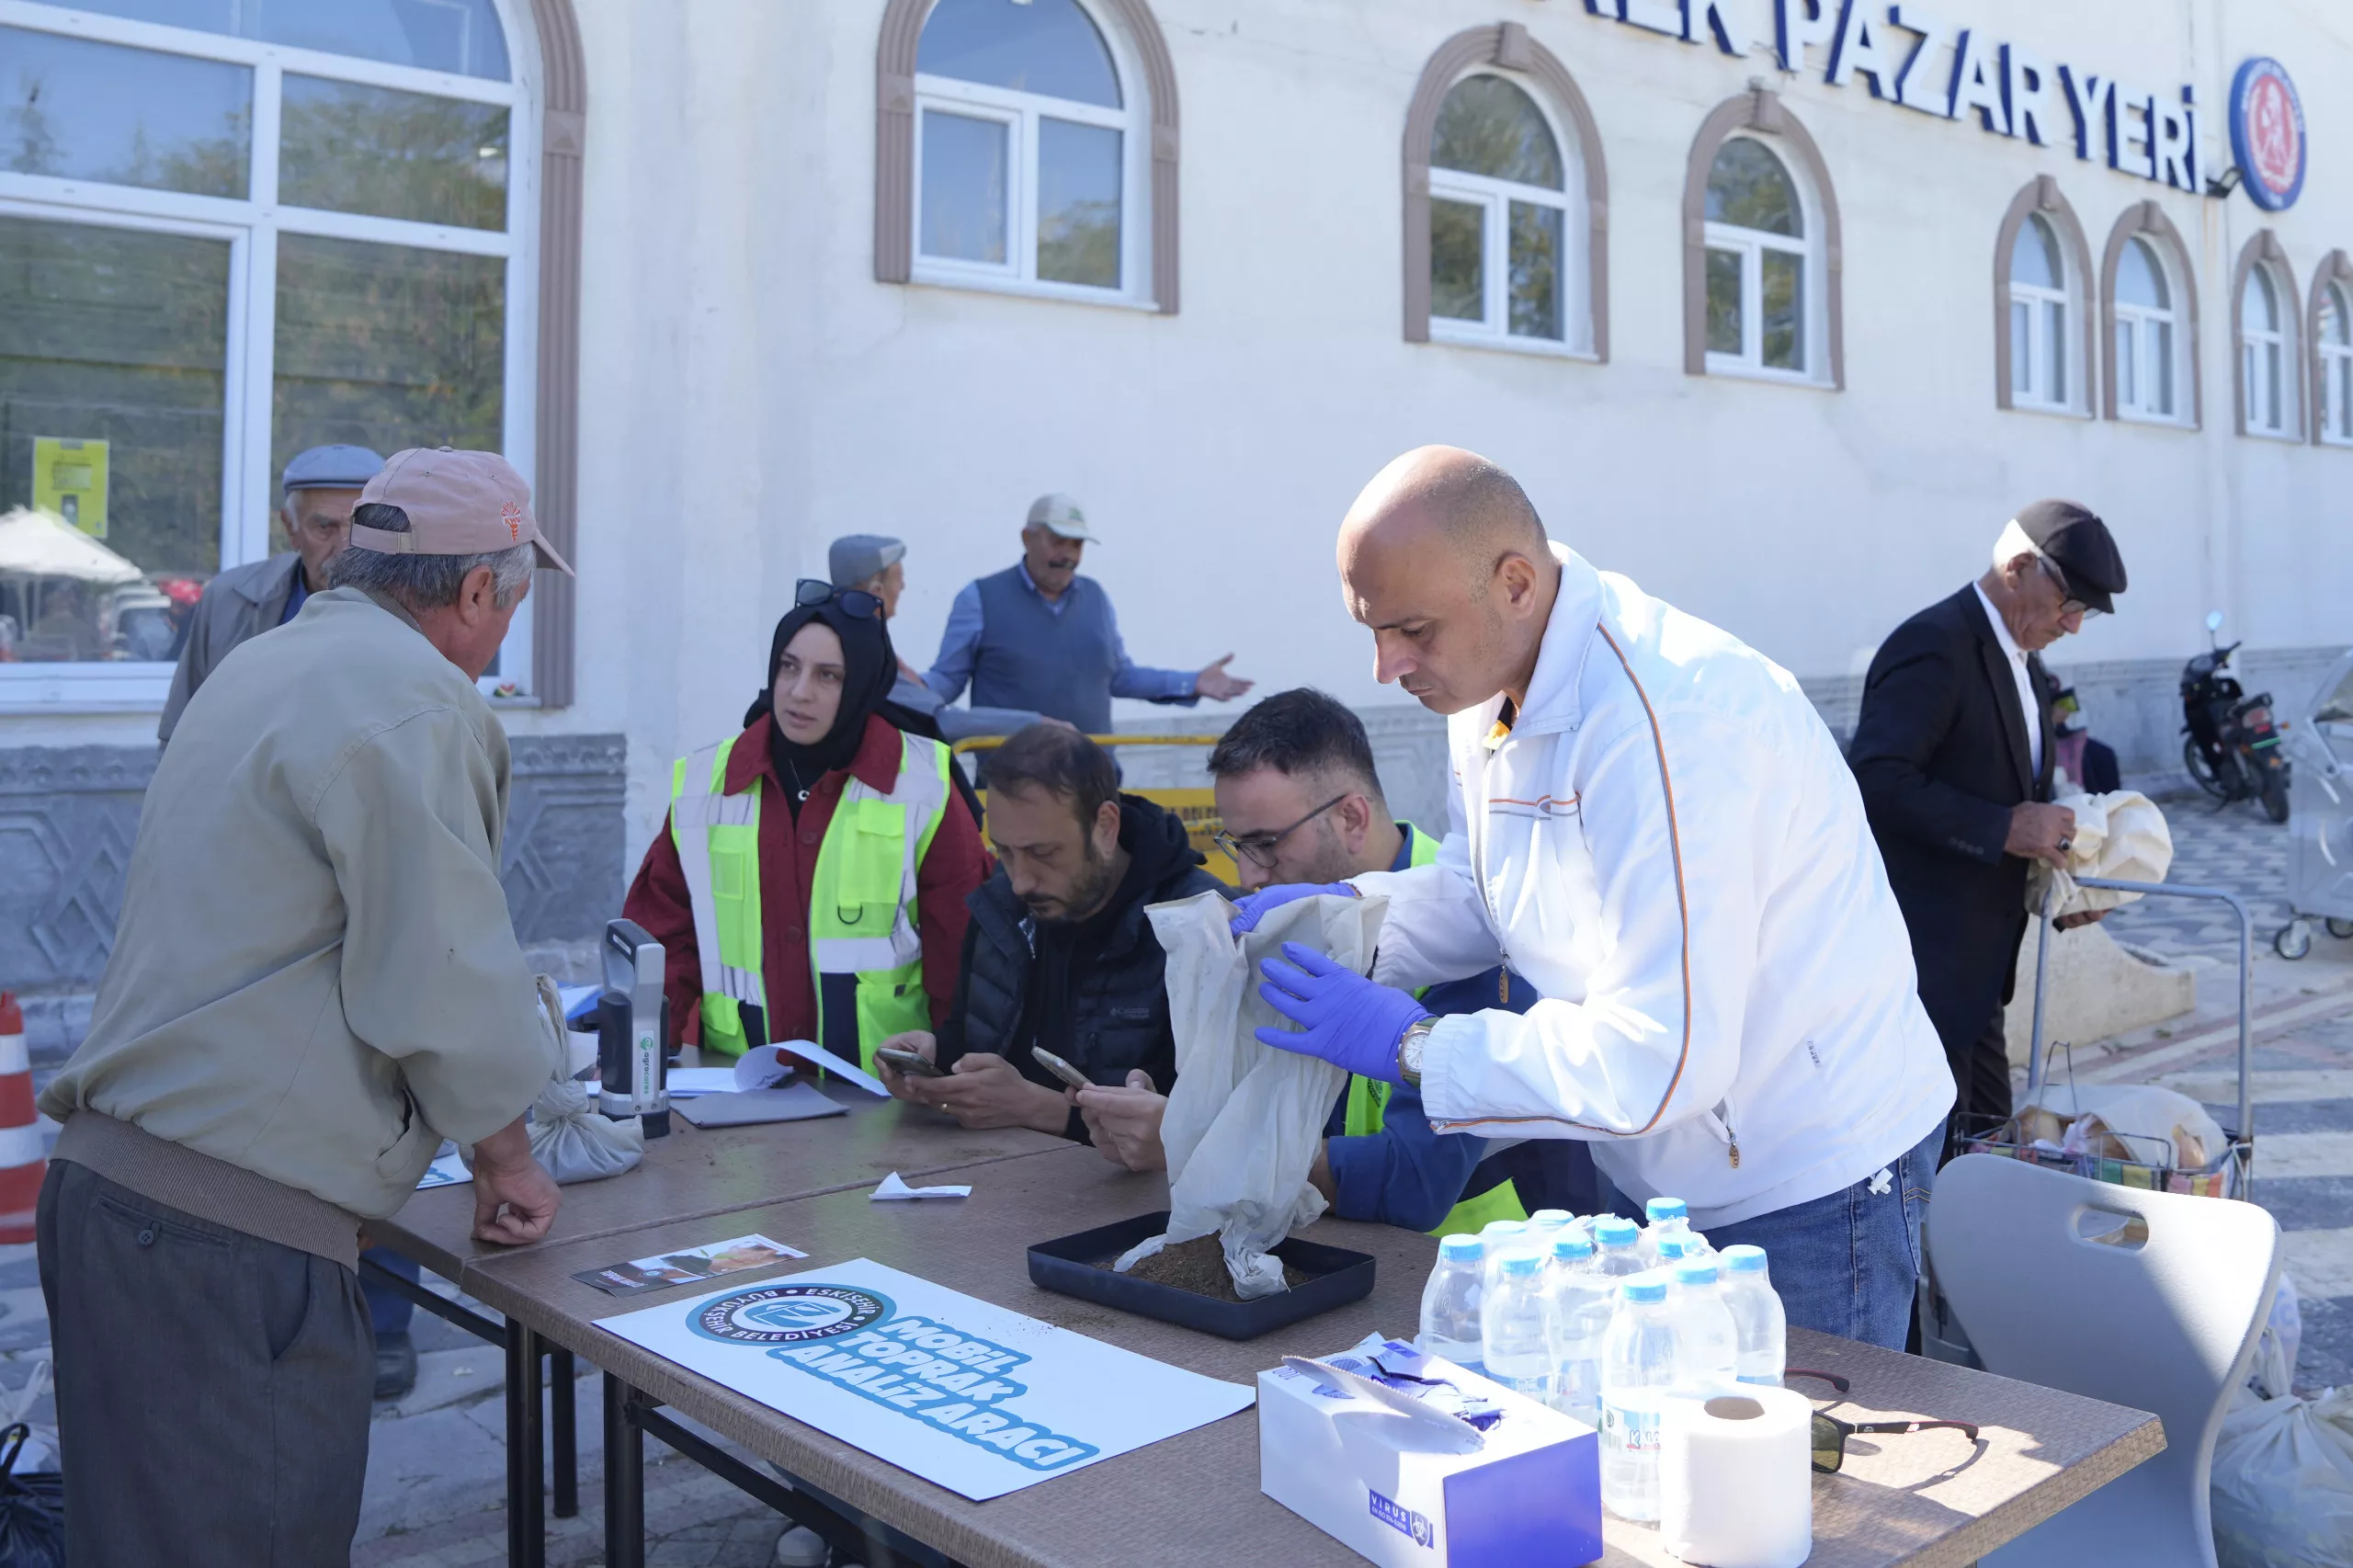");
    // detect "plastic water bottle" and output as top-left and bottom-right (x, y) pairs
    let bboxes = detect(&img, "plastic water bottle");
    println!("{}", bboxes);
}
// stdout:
(1669, 1257), (1739, 1394)
(1419, 1233), (1486, 1373)
(1593, 1215), (1645, 1277)
(1480, 1219), (1536, 1300)
(1544, 1236), (1613, 1428)
(1721, 1244), (1787, 1387)
(1482, 1252), (1553, 1400)
(1528, 1208), (1575, 1244)
(1600, 1279), (1679, 1521)
(1640, 1197), (1711, 1266)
